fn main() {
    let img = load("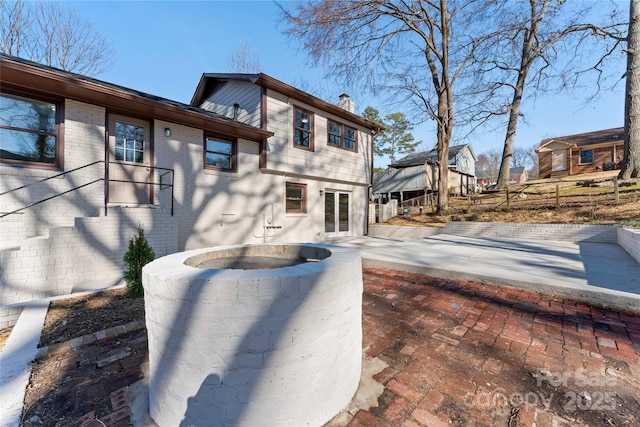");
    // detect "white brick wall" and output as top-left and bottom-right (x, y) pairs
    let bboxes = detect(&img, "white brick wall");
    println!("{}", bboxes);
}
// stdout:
(618, 227), (640, 265)
(0, 207), (176, 328)
(370, 222), (619, 243)
(143, 244), (362, 426)
(443, 222), (618, 243)
(0, 98), (371, 328)
(0, 100), (105, 242)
